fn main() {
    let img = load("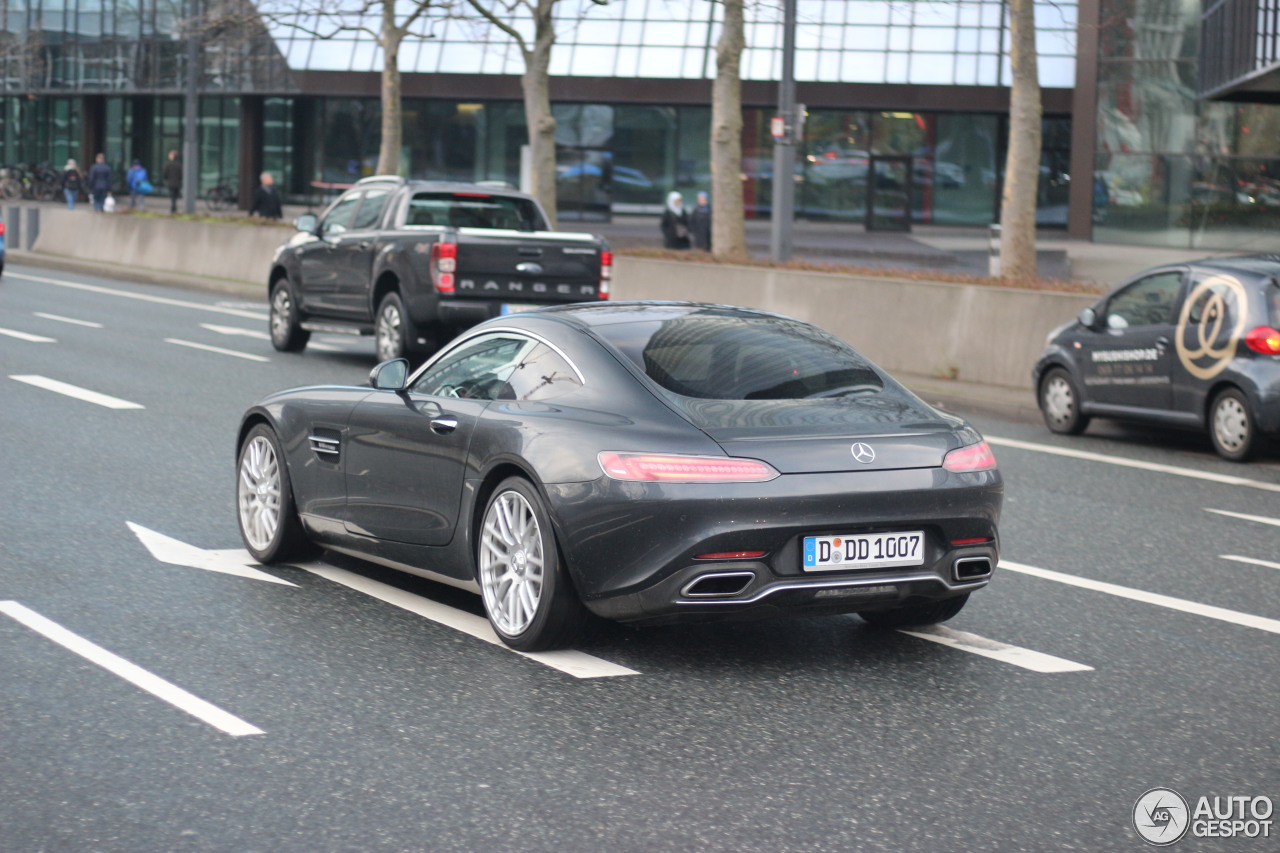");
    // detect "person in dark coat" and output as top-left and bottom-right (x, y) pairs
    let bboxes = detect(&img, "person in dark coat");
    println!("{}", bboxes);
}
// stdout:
(660, 191), (691, 250)
(690, 190), (712, 251)
(86, 153), (113, 212)
(163, 150), (182, 213)
(248, 172), (283, 220)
